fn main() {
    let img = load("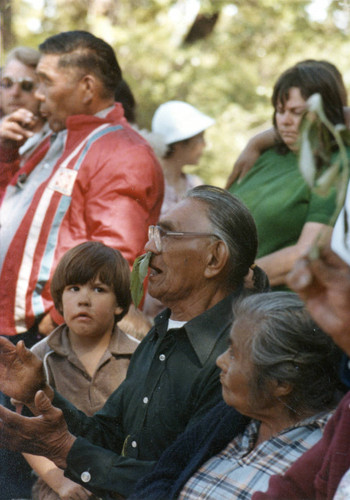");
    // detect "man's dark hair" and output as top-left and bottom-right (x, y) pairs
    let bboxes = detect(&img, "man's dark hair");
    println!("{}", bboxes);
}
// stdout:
(114, 79), (136, 122)
(39, 31), (122, 98)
